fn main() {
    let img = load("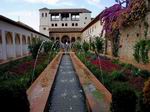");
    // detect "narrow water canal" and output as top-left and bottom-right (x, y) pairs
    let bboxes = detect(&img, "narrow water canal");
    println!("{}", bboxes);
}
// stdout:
(46, 54), (88, 112)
